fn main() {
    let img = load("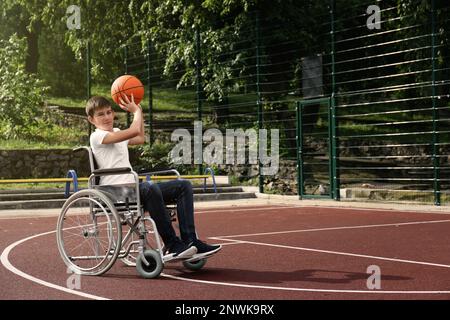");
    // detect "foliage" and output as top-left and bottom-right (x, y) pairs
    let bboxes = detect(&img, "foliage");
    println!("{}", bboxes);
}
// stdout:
(38, 24), (86, 98)
(36, 0), (134, 83)
(395, 0), (450, 103)
(131, 0), (322, 103)
(0, 35), (49, 139)
(134, 142), (176, 171)
(1, 1), (87, 98)
(134, 141), (199, 175)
